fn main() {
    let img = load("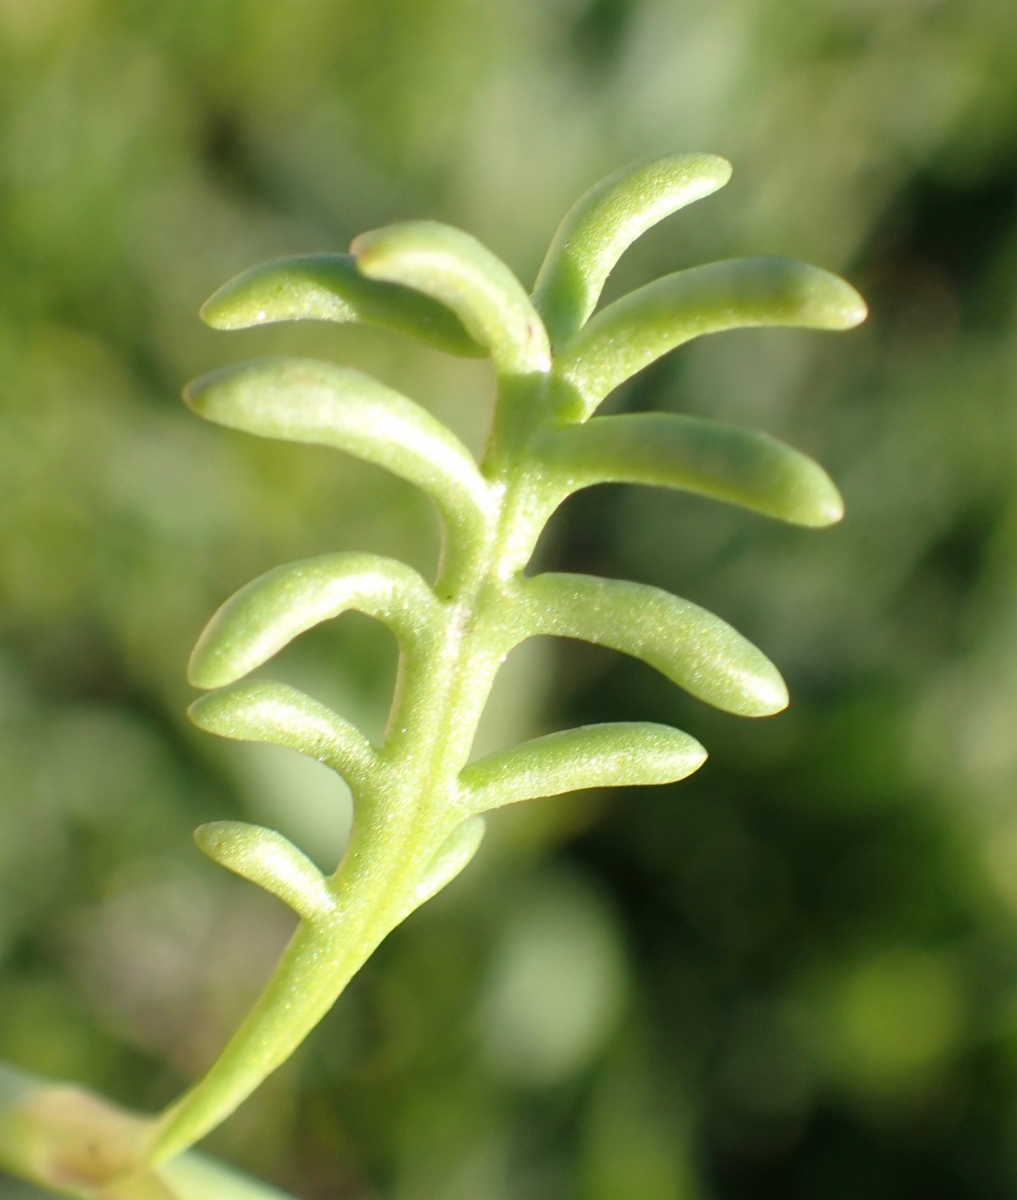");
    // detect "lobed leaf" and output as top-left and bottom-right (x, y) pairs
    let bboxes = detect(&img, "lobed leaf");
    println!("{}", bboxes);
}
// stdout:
(532, 152), (732, 347)
(402, 816), (486, 918)
(194, 821), (335, 923)
(189, 552), (439, 690)
(520, 572), (787, 716)
(188, 681), (379, 793)
(533, 411), (843, 526)
(184, 359), (493, 550)
(555, 257), (868, 413)
(198, 253), (486, 357)
(460, 721), (706, 811)
(352, 221), (551, 376)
